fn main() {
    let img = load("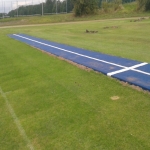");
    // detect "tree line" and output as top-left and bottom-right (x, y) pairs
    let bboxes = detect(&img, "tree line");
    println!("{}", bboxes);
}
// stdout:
(8, 0), (73, 17)
(73, 0), (150, 16)
(137, 0), (150, 11)
(5, 0), (150, 17)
